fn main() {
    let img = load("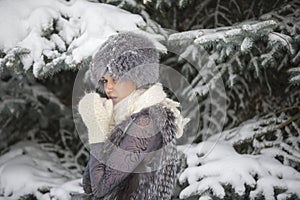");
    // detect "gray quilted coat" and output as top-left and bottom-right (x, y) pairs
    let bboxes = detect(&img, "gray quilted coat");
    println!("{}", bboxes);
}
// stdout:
(82, 103), (178, 200)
